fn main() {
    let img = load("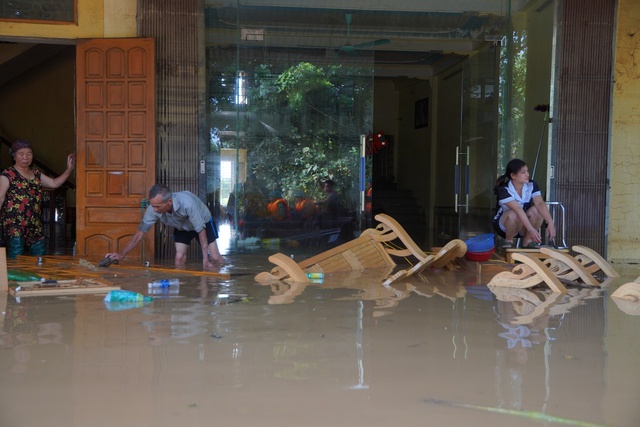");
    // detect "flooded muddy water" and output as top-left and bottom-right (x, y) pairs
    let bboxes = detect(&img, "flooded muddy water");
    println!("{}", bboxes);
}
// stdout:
(1, 249), (639, 427)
